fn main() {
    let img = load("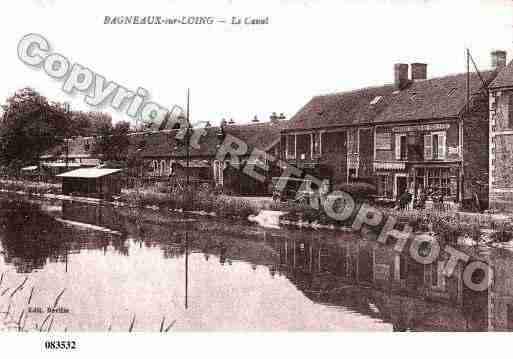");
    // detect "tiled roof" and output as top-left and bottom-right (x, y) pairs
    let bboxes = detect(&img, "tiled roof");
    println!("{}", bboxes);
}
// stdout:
(285, 85), (396, 131)
(489, 60), (513, 89)
(44, 121), (284, 161)
(223, 121), (286, 151)
(127, 120), (285, 158)
(374, 70), (496, 123)
(286, 69), (499, 130)
(127, 128), (220, 158)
